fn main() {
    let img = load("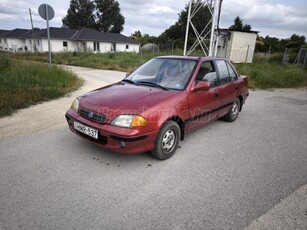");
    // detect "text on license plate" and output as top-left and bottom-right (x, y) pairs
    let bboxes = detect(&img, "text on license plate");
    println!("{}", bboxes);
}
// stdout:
(73, 122), (98, 139)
